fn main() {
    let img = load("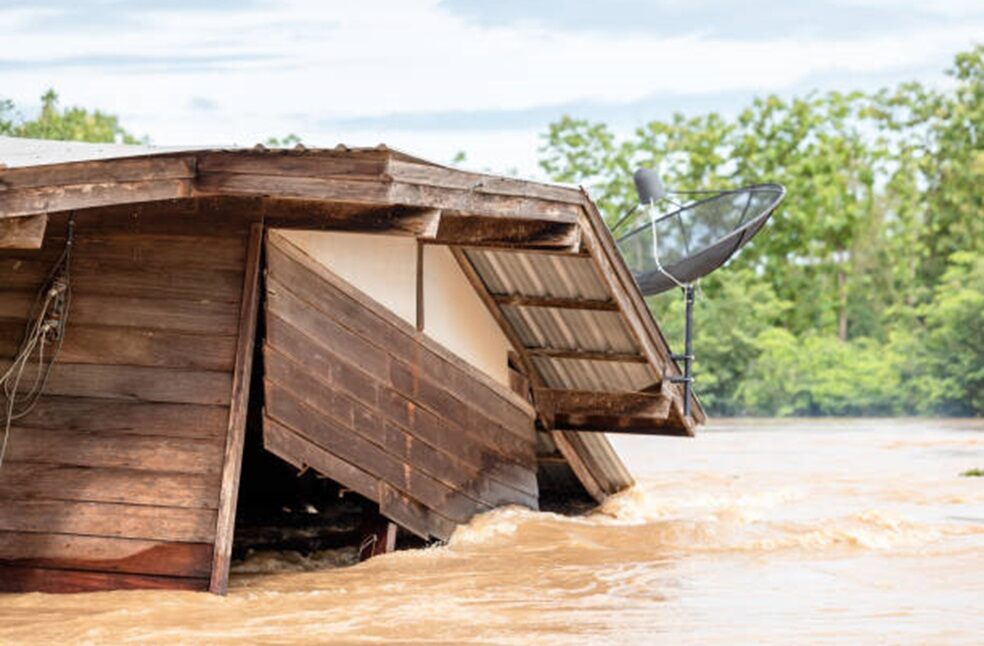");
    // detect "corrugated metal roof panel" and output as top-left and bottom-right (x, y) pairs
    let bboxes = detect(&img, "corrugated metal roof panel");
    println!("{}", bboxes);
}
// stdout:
(532, 356), (658, 392)
(501, 306), (637, 353)
(464, 248), (610, 301)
